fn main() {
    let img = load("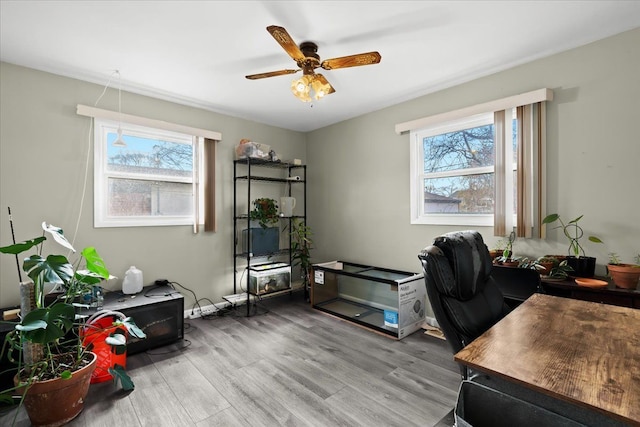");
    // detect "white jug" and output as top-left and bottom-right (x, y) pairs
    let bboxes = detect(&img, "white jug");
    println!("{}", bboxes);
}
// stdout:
(280, 197), (296, 217)
(122, 266), (143, 294)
